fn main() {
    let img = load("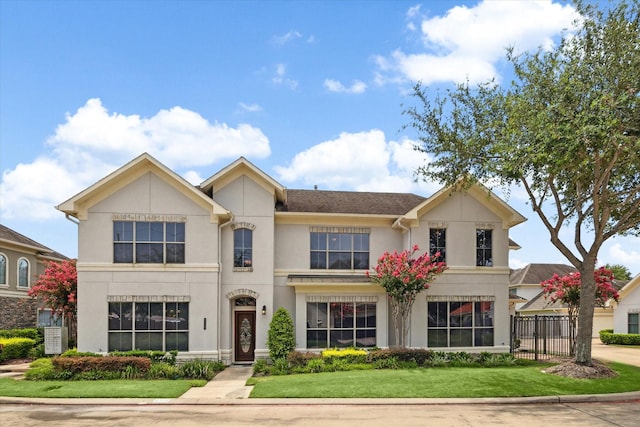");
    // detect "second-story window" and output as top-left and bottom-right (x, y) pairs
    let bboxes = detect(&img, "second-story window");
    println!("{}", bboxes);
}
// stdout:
(476, 229), (492, 266)
(0, 253), (7, 286)
(113, 221), (185, 264)
(17, 258), (30, 288)
(310, 231), (369, 270)
(234, 228), (253, 268)
(429, 228), (446, 262)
